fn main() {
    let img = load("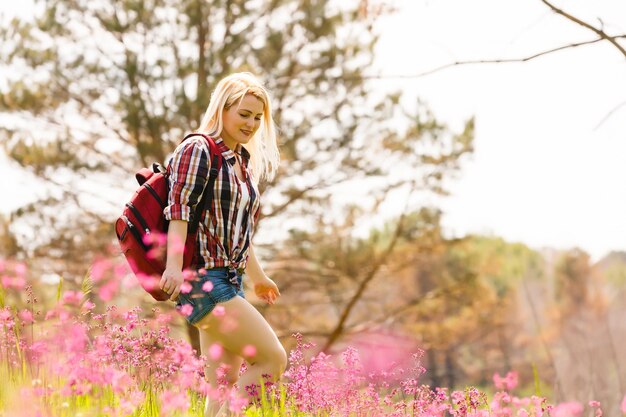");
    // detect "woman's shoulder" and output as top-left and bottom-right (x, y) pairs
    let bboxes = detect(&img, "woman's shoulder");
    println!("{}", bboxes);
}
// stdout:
(174, 133), (214, 156)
